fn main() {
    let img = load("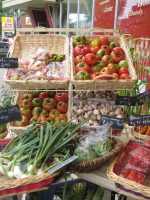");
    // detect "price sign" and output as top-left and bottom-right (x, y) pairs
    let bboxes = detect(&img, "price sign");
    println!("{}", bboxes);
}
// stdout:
(101, 115), (124, 129)
(0, 58), (18, 68)
(136, 92), (147, 105)
(0, 105), (22, 124)
(115, 95), (136, 106)
(129, 115), (150, 126)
